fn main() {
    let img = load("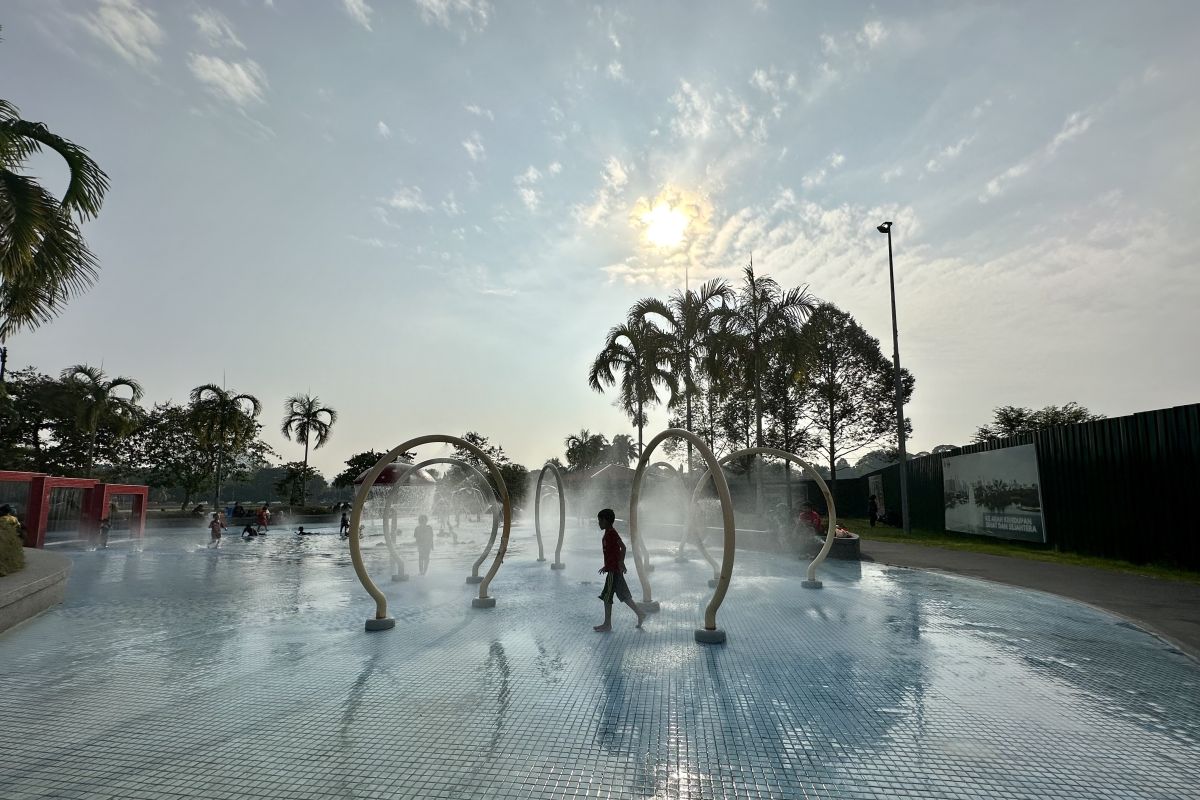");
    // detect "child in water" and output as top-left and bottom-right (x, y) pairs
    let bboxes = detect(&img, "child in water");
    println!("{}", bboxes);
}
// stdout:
(414, 514), (434, 575)
(208, 513), (226, 547)
(339, 512), (351, 538)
